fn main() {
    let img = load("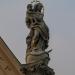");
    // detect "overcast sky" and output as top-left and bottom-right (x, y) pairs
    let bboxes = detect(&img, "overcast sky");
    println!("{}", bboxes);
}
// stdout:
(0, 0), (75, 75)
